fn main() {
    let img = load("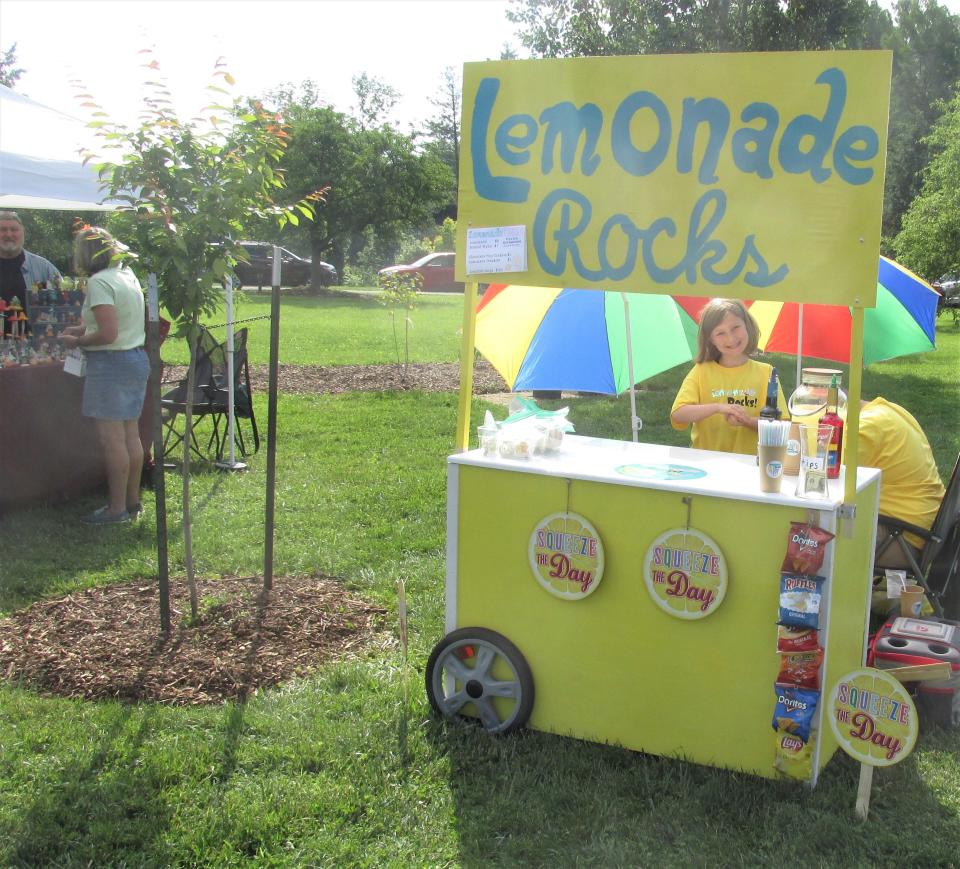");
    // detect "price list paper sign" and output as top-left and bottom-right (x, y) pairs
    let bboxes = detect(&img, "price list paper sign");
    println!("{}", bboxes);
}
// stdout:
(465, 225), (527, 275)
